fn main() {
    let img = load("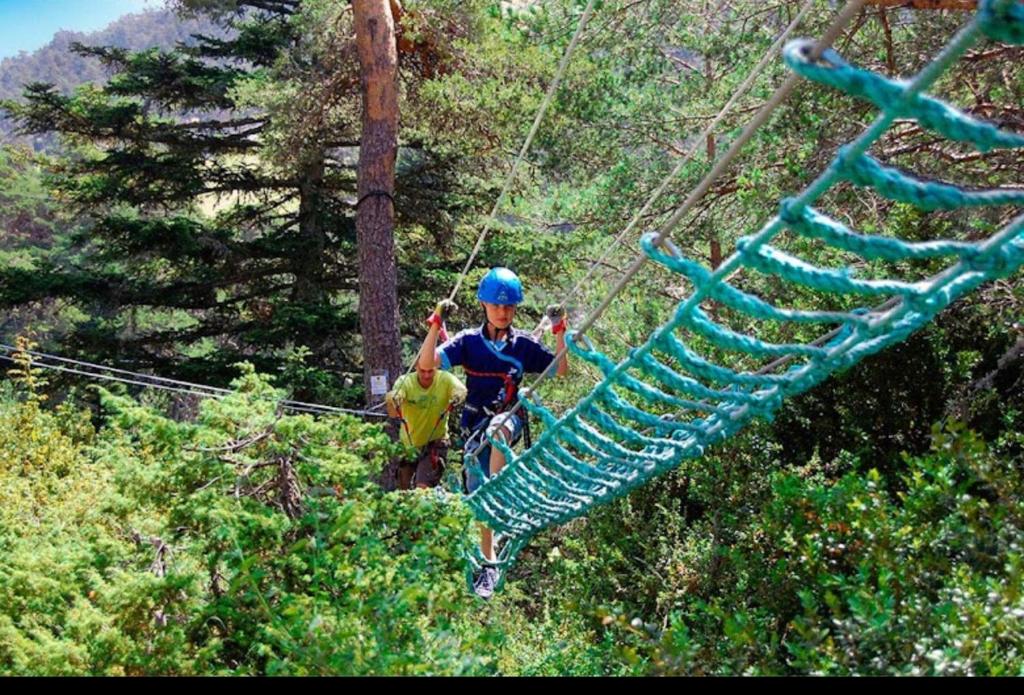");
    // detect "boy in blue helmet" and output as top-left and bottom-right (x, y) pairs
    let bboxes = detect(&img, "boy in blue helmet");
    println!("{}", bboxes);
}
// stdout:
(417, 267), (568, 598)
